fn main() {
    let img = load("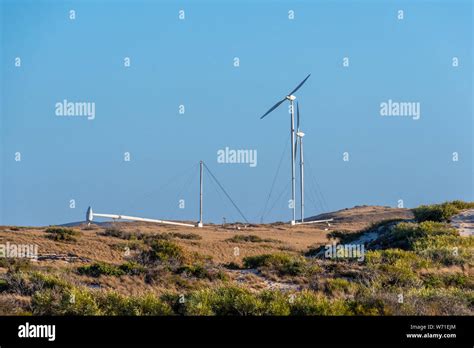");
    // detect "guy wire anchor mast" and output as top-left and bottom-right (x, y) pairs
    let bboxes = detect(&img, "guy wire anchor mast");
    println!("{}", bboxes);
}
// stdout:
(197, 160), (204, 228)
